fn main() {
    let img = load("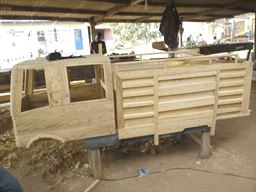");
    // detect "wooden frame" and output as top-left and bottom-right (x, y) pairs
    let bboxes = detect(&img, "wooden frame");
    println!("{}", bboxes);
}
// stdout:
(11, 53), (253, 148)
(113, 53), (253, 143)
(11, 55), (116, 147)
